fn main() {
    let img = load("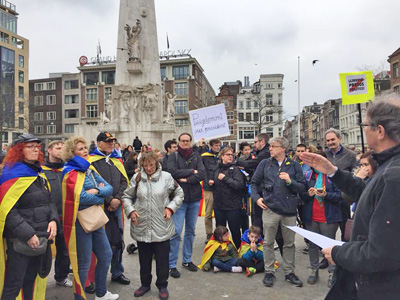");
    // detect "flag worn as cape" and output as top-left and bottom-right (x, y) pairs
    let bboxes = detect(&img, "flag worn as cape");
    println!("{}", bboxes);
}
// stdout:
(198, 235), (237, 270)
(62, 155), (91, 299)
(0, 162), (48, 299)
